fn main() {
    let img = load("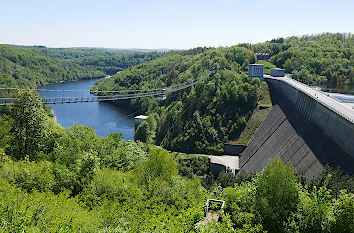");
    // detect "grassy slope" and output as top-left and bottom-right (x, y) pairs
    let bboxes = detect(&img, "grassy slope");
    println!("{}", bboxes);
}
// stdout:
(255, 60), (277, 75)
(230, 82), (272, 145)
